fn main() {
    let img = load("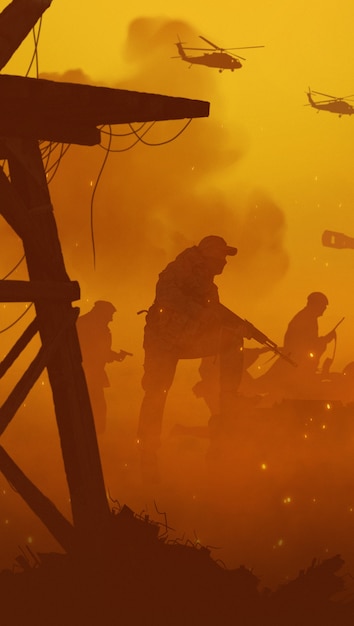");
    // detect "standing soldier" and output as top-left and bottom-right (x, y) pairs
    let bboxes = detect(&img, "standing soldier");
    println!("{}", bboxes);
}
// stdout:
(77, 300), (132, 434)
(137, 235), (247, 482)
